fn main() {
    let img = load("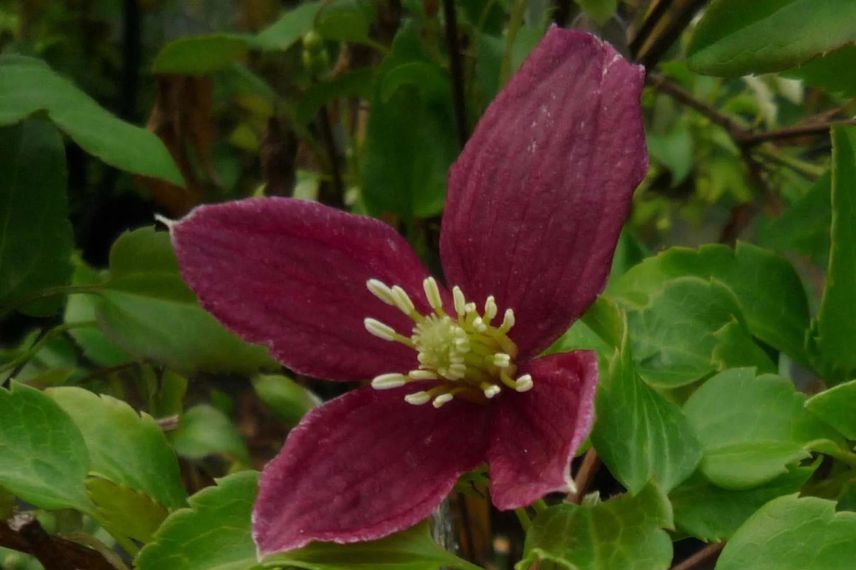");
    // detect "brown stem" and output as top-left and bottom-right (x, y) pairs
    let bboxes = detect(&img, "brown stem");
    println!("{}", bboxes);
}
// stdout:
(442, 0), (468, 147)
(1, 517), (117, 570)
(569, 449), (600, 504)
(670, 542), (725, 570)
